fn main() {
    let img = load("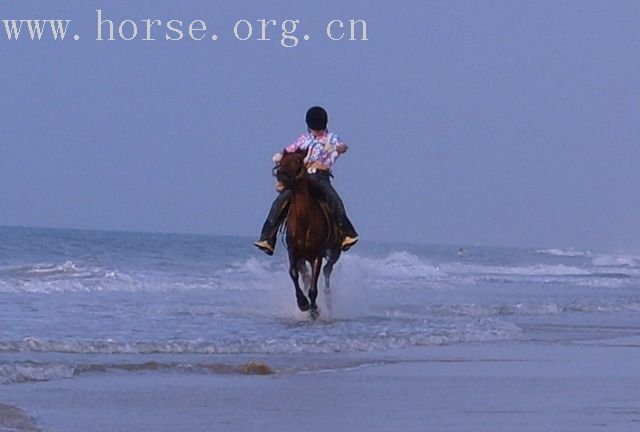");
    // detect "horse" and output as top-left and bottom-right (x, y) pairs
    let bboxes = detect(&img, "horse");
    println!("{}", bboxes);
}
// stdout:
(276, 149), (342, 319)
